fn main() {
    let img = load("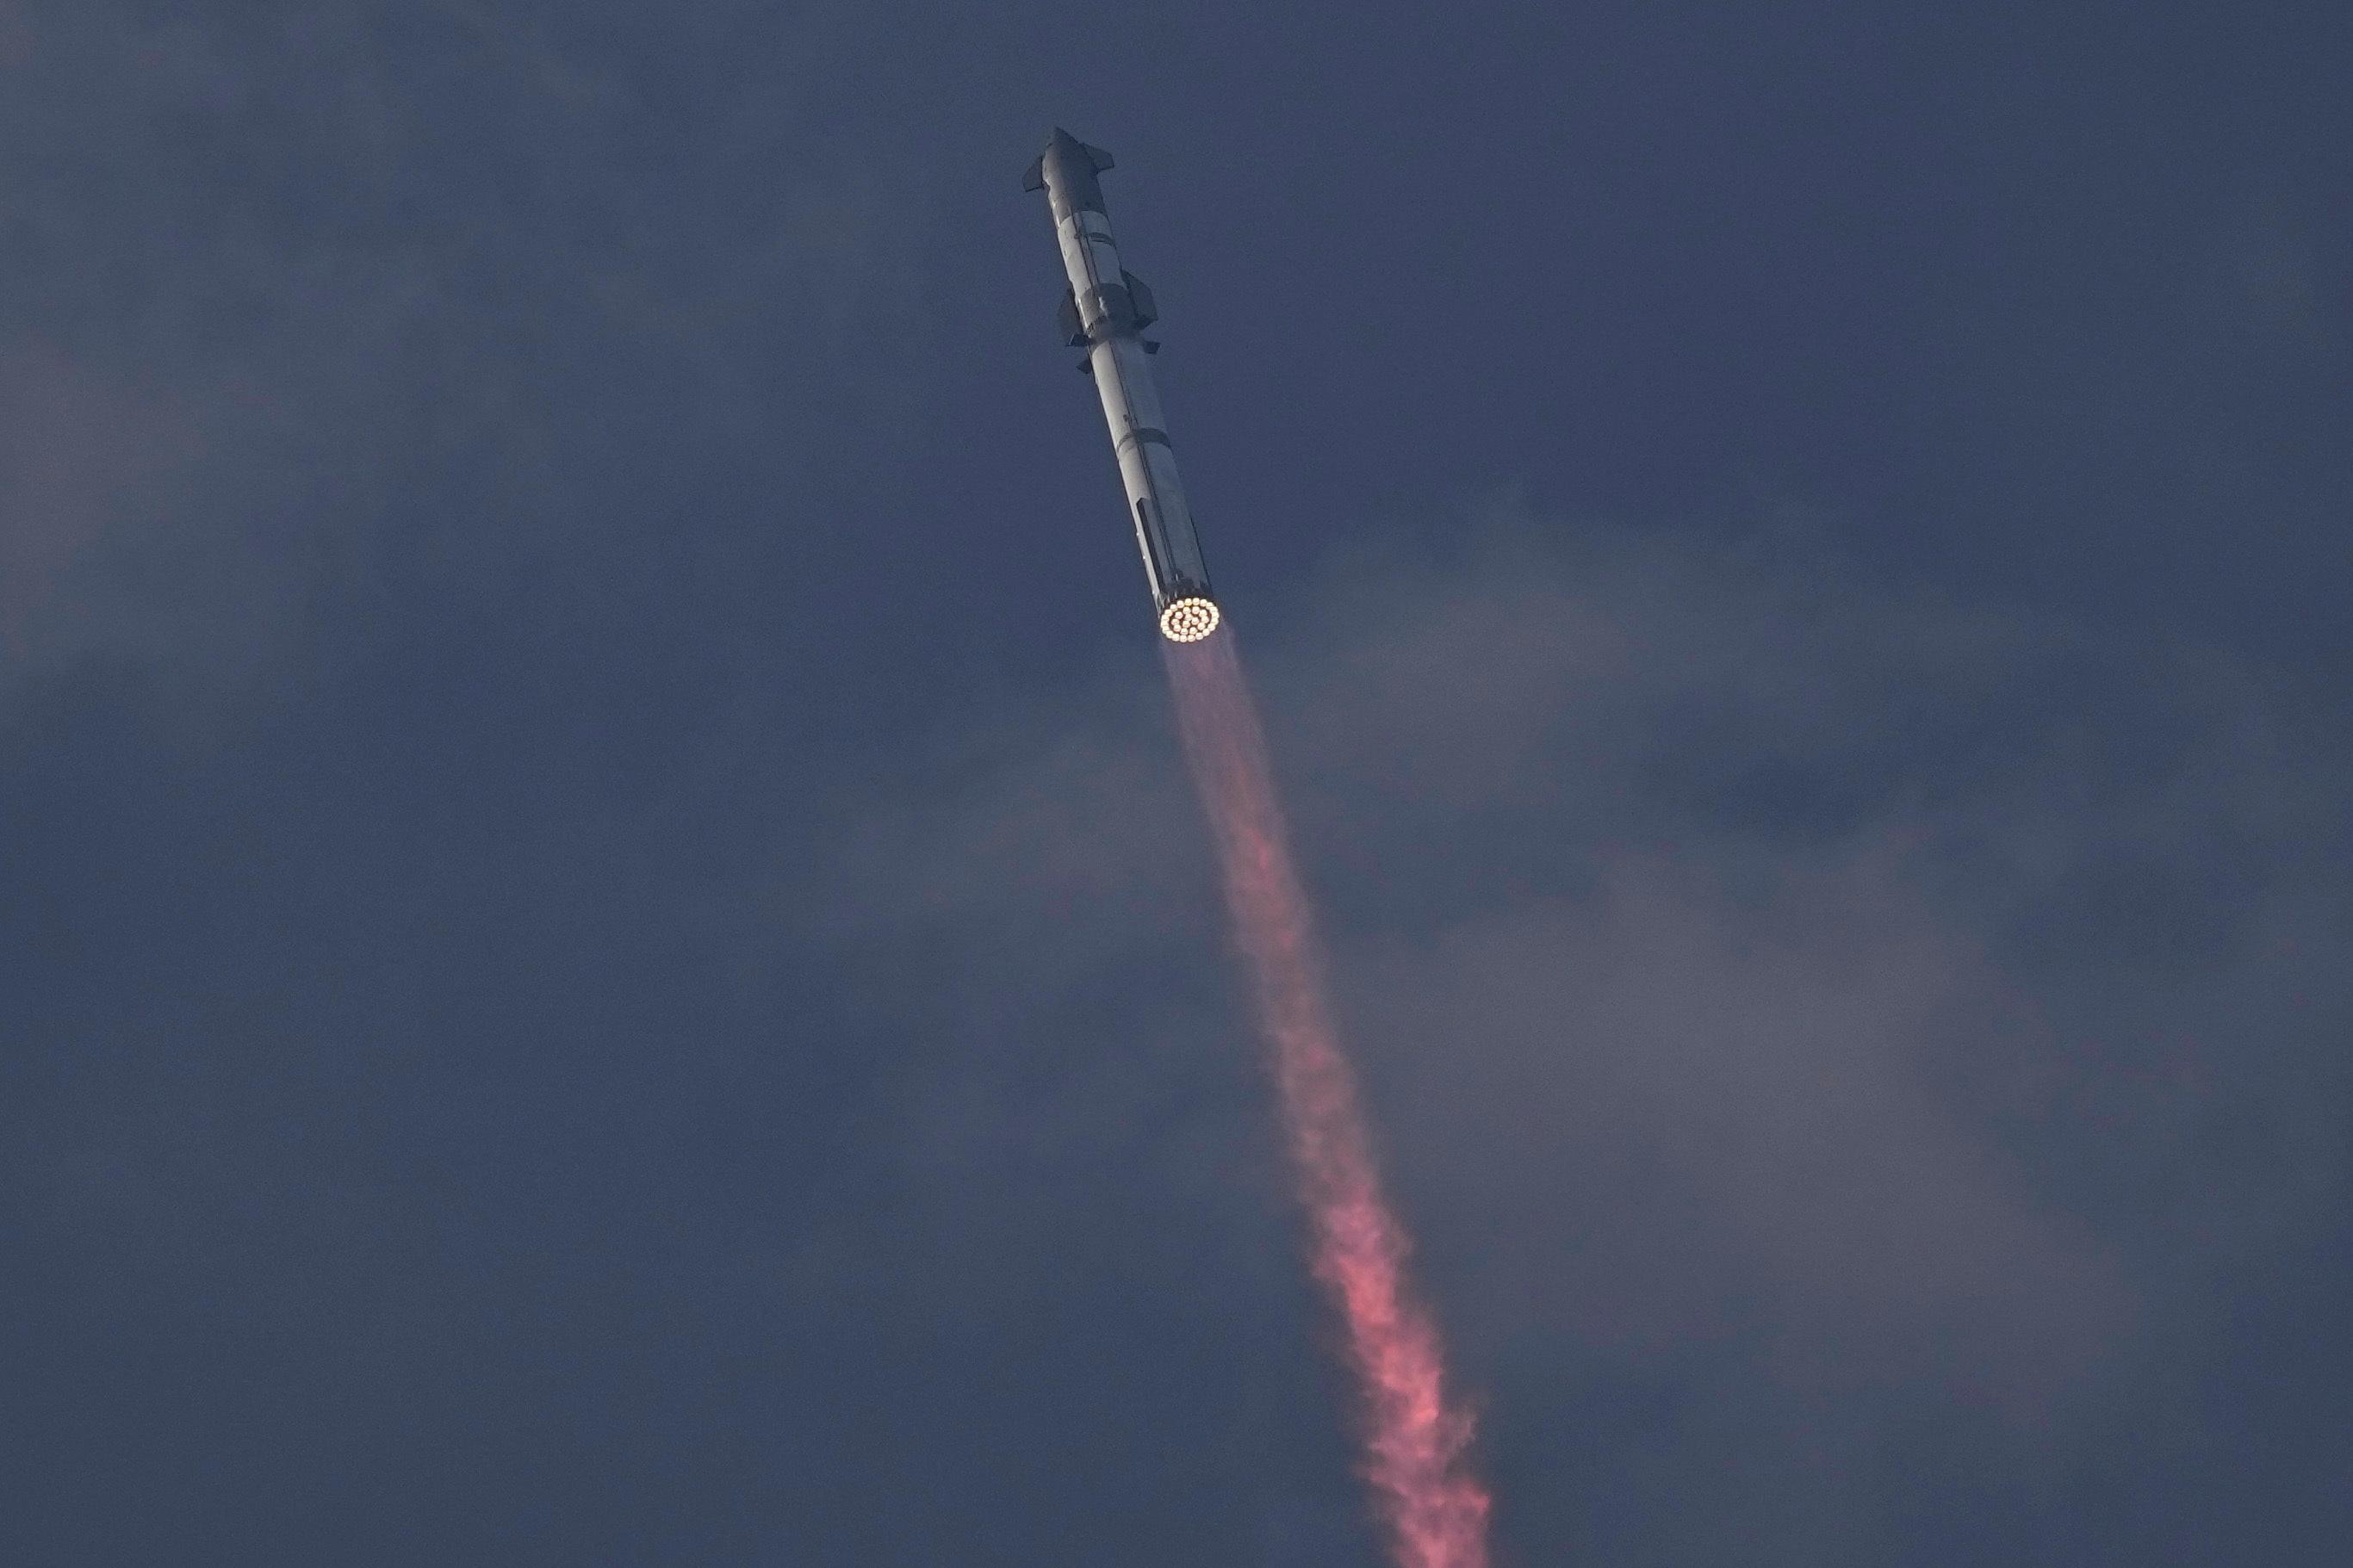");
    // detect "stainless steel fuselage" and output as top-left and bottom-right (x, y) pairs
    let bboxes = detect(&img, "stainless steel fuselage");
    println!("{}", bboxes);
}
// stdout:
(1029, 130), (1218, 641)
